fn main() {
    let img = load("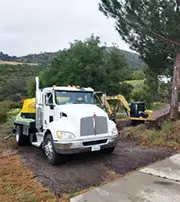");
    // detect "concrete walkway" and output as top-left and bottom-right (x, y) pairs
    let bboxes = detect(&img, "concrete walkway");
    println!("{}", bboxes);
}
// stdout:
(71, 153), (180, 202)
